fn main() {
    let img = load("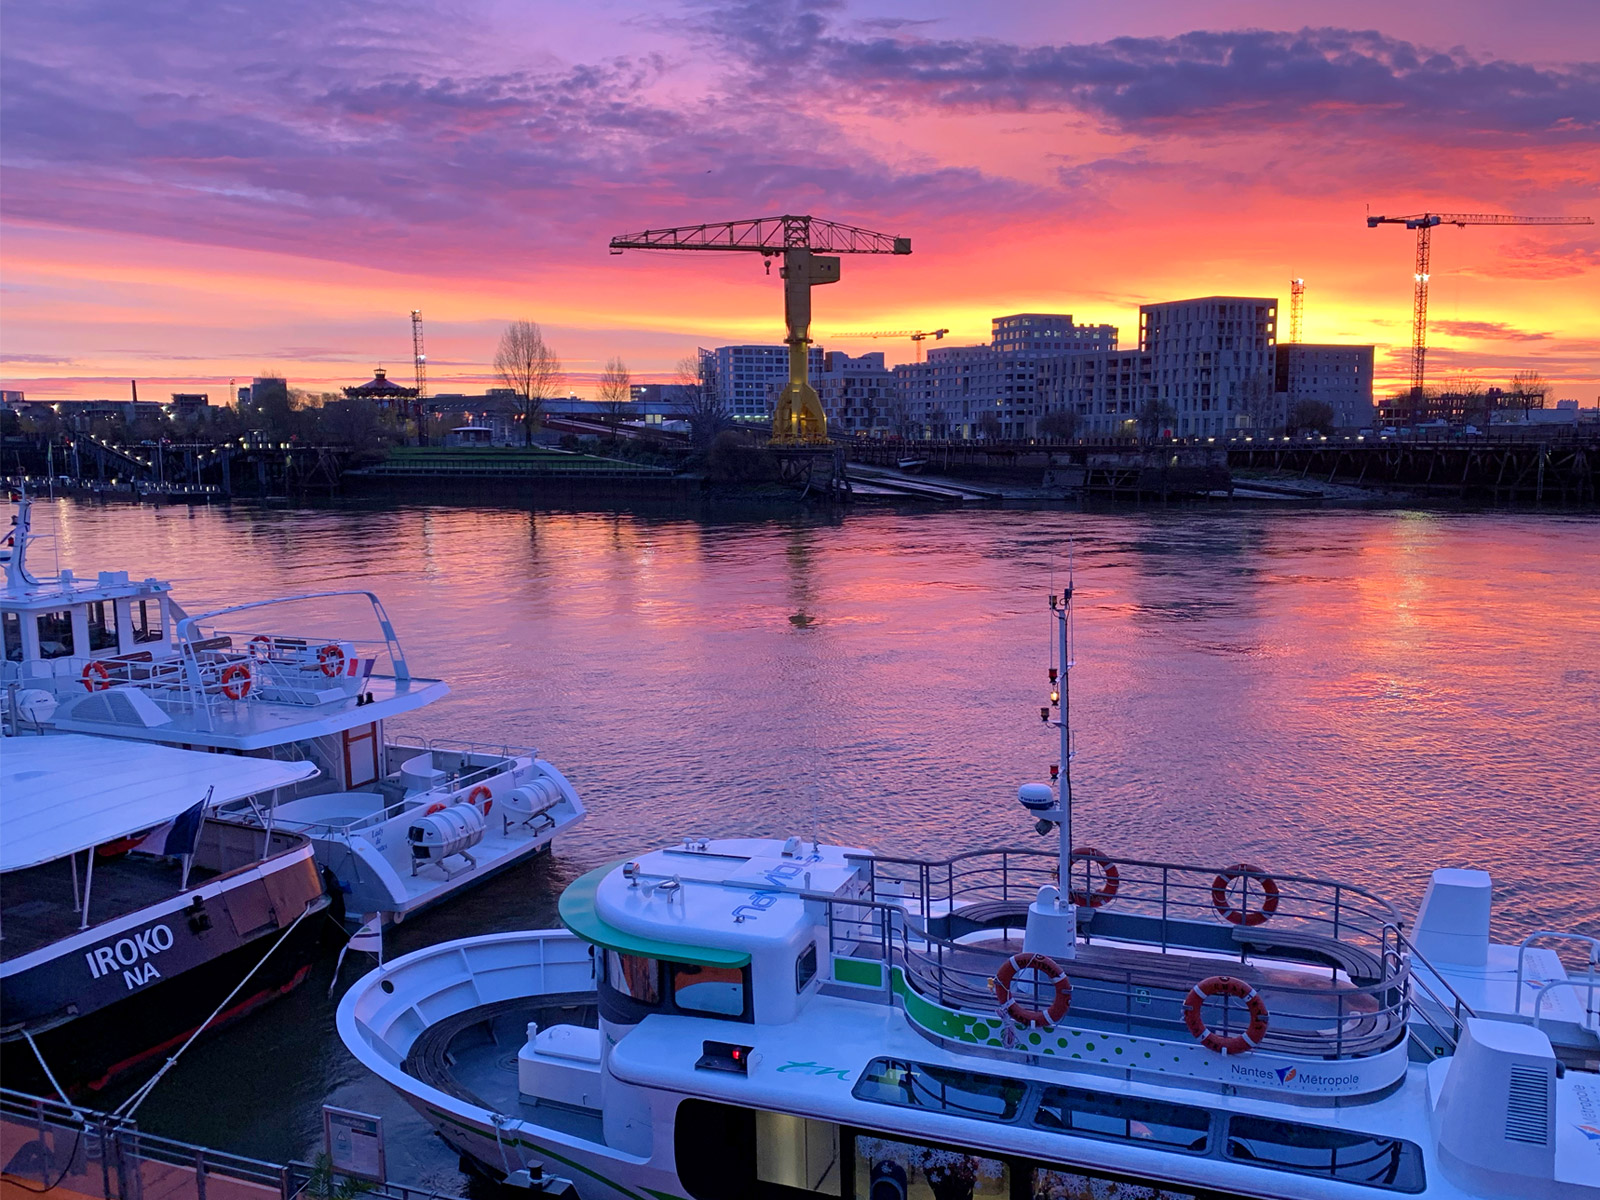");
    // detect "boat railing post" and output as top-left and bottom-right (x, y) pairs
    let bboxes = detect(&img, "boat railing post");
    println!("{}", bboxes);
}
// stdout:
(1332, 887), (1342, 945)
(279, 1164), (292, 1200)
(1160, 867), (1169, 952)
(193, 1150), (207, 1200)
